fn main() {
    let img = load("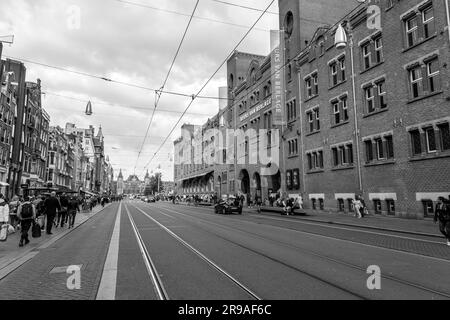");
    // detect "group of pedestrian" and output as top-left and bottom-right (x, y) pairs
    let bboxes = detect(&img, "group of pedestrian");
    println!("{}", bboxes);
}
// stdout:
(0, 192), (81, 248)
(352, 195), (368, 219)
